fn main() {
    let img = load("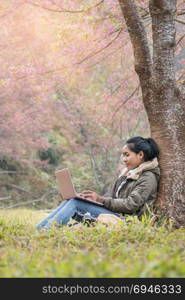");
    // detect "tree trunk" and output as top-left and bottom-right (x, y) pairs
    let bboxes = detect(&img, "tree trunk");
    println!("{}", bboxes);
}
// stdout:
(149, 0), (185, 226)
(118, 0), (185, 227)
